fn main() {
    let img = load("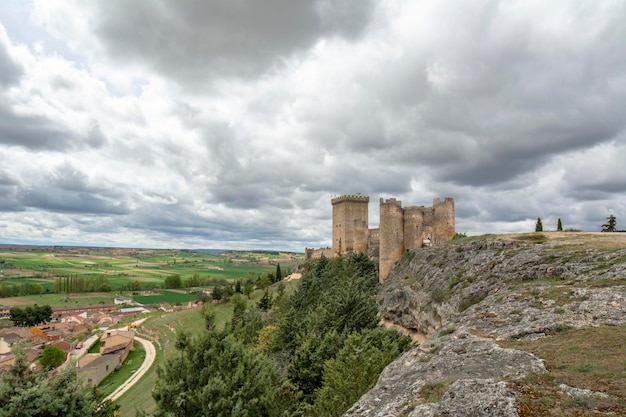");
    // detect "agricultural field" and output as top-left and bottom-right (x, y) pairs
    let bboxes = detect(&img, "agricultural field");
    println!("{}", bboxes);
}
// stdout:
(0, 246), (302, 303)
